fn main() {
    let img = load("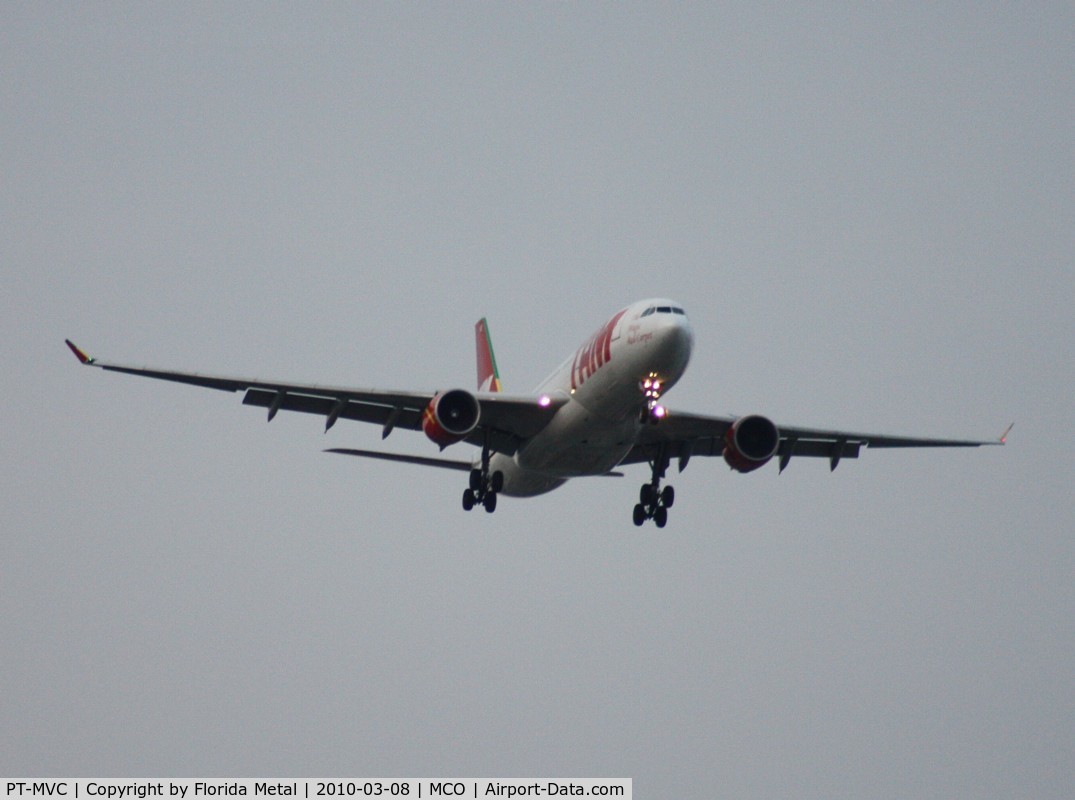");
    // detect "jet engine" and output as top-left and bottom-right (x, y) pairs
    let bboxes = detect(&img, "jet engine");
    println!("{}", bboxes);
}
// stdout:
(422, 389), (481, 448)
(723, 414), (780, 473)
